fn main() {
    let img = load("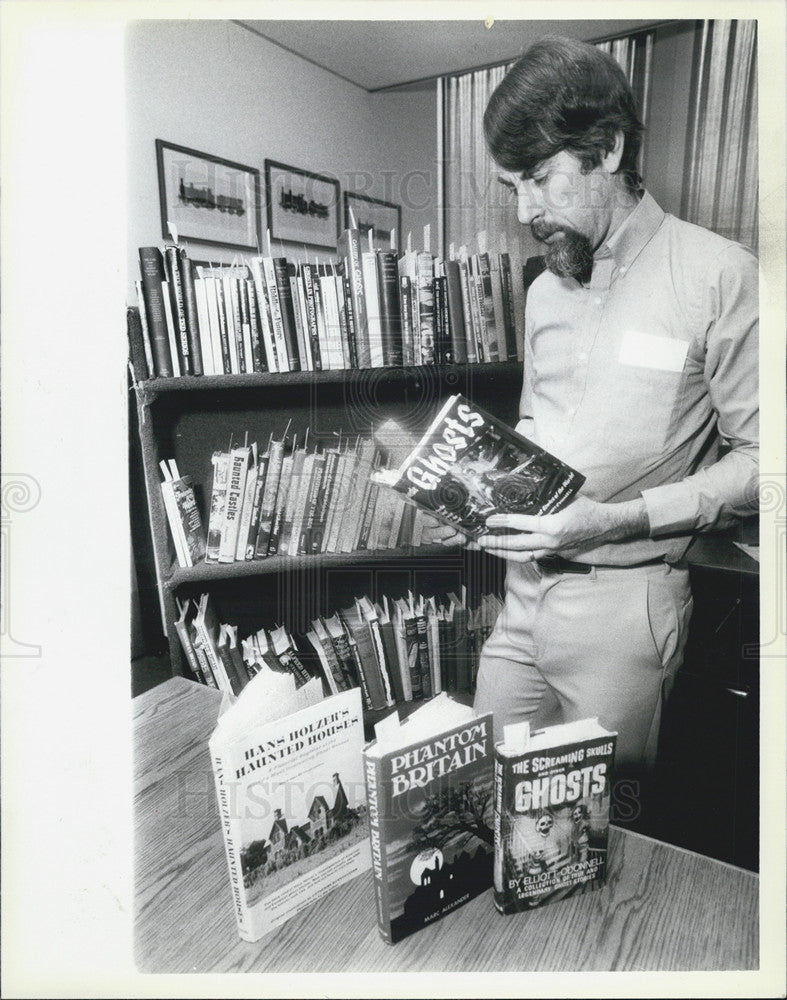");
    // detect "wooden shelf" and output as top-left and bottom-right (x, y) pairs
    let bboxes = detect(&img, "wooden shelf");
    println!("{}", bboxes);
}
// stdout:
(164, 543), (466, 589)
(135, 360), (523, 397)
